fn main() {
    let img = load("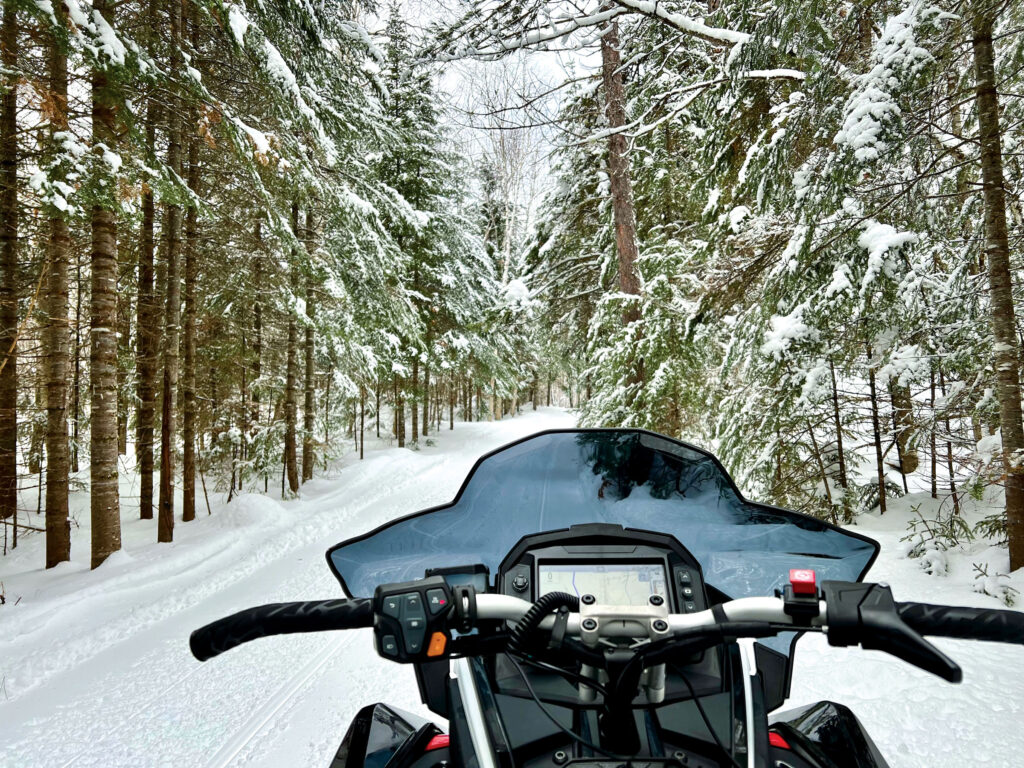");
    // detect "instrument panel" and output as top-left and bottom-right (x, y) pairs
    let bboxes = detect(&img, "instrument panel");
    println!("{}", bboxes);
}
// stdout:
(496, 523), (709, 614)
